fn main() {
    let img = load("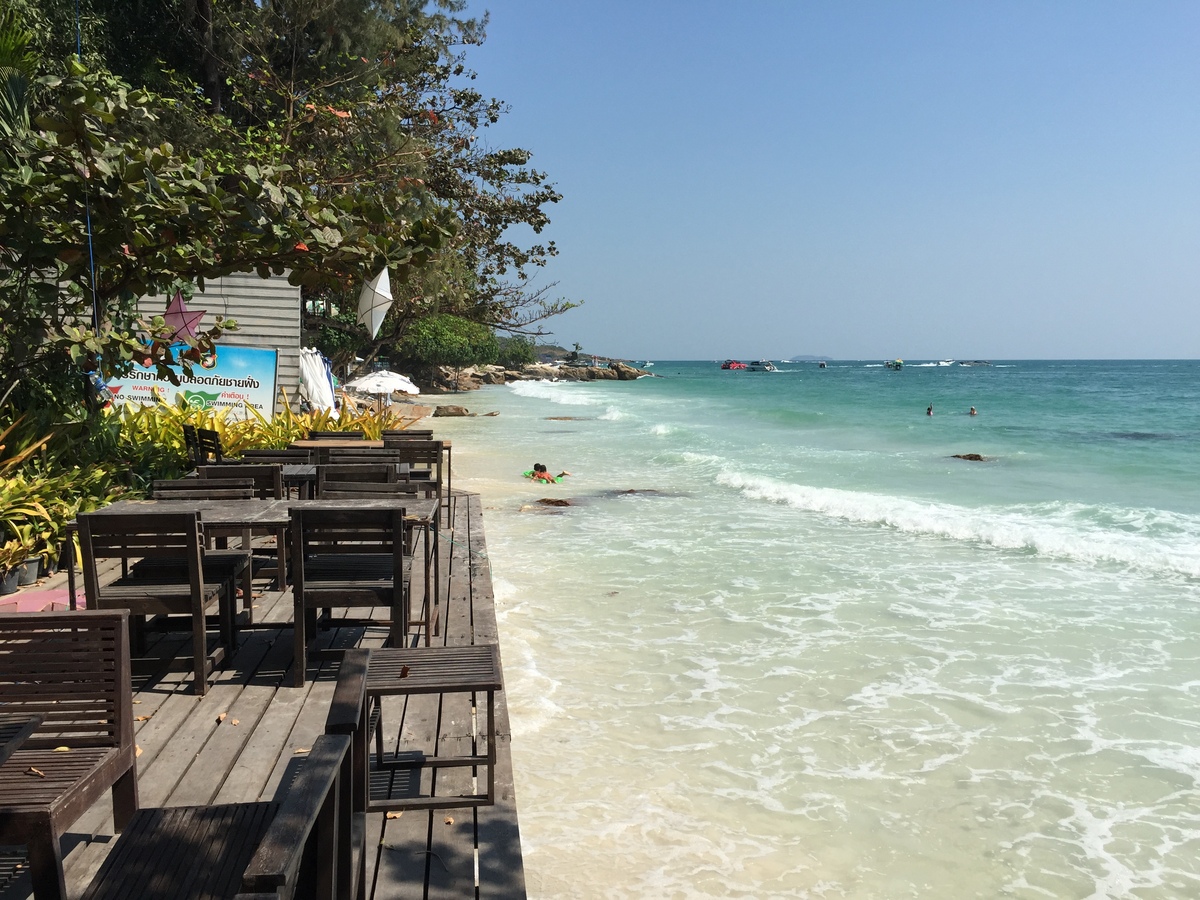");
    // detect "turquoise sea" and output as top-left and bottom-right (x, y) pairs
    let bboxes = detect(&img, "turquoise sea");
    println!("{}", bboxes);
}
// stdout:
(433, 360), (1200, 899)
